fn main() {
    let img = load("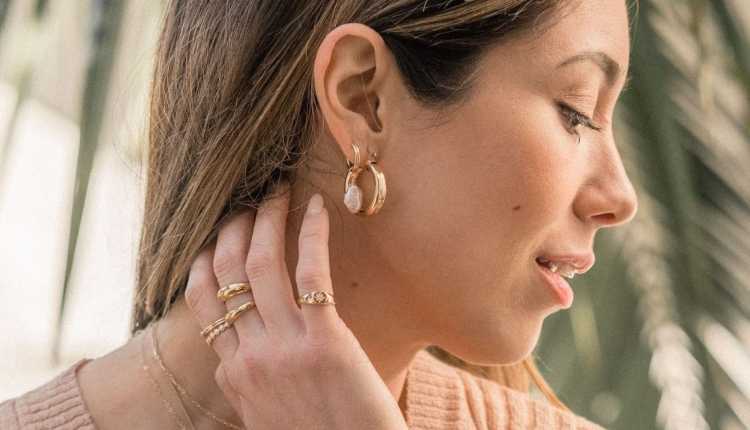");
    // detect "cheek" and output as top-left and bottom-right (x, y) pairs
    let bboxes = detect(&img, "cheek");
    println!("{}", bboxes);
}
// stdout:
(382, 101), (567, 272)
(466, 91), (577, 236)
(371, 90), (580, 341)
